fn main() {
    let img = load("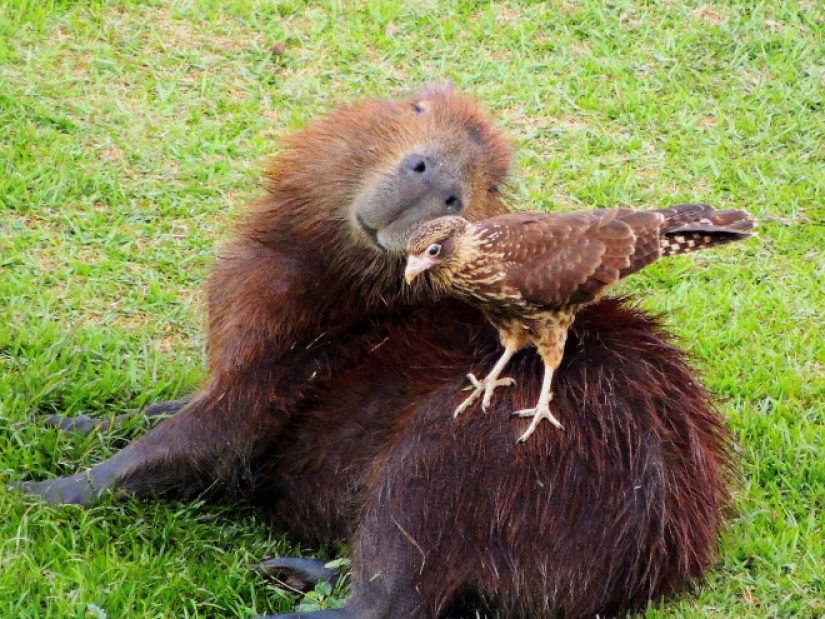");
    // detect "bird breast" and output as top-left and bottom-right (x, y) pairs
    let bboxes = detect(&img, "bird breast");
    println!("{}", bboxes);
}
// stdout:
(448, 231), (525, 309)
